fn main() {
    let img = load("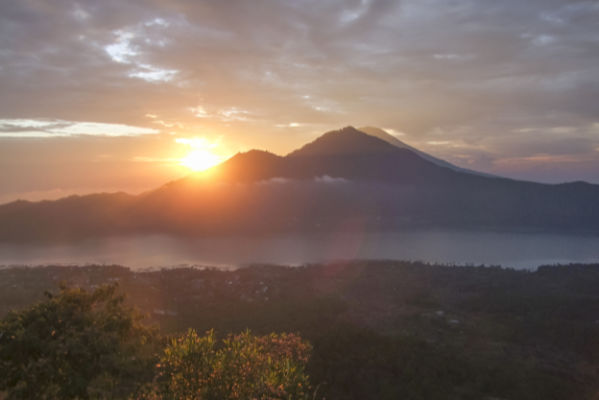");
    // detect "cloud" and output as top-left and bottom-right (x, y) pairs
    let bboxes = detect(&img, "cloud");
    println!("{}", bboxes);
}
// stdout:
(0, 0), (598, 182)
(175, 136), (221, 149)
(382, 128), (405, 137)
(433, 53), (474, 61)
(189, 106), (253, 122)
(314, 175), (349, 184)
(257, 175), (350, 185)
(0, 119), (159, 137)
(103, 23), (179, 82)
(258, 177), (291, 185)
(275, 122), (303, 128)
